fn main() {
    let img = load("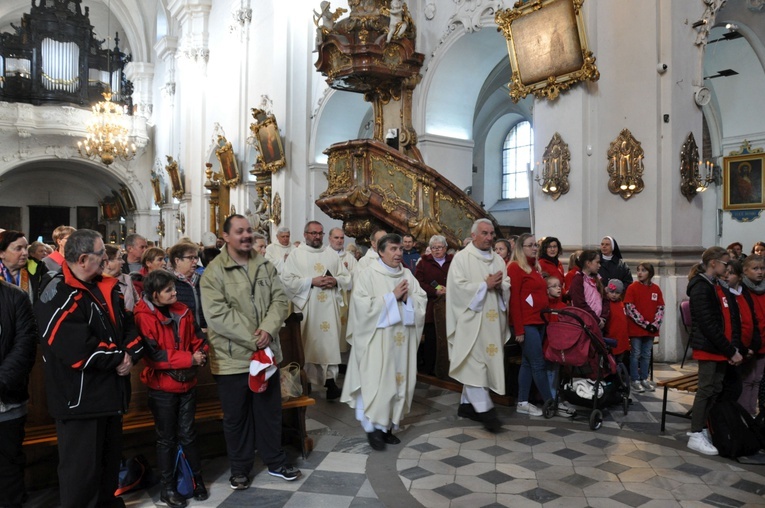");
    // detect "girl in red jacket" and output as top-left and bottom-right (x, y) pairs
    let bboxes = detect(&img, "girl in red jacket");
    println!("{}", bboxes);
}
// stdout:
(508, 233), (552, 417)
(135, 270), (209, 507)
(624, 262), (664, 393)
(604, 279), (631, 360)
(738, 255), (765, 414)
